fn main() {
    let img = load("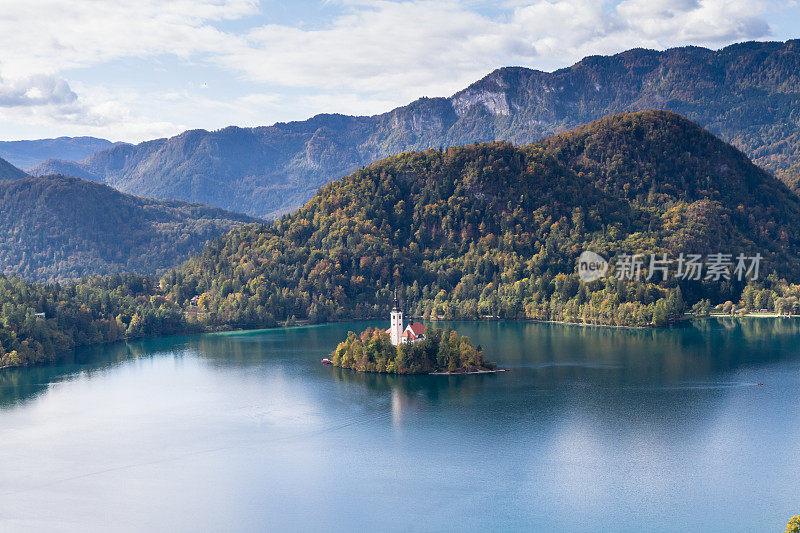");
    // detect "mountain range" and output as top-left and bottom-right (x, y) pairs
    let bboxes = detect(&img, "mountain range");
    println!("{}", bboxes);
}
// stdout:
(0, 136), (120, 170)
(0, 175), (257, 282)
(29, 40), (800, 219)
